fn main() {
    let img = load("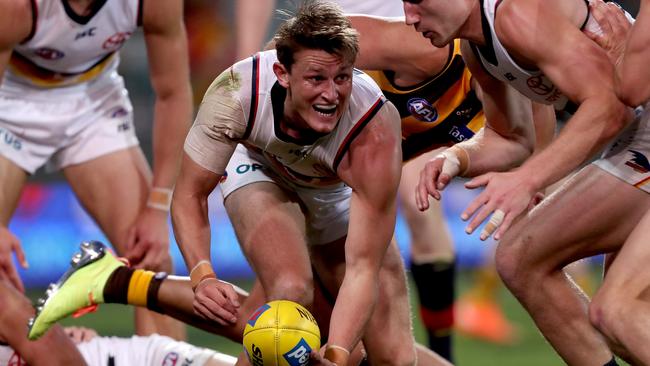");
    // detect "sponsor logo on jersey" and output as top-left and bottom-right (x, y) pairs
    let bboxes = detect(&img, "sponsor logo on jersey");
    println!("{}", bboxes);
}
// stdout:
(625, 150), (650, 173)
(117, 121), (131, 132)
(34, 47), (65, 60)
(75, 27), (97, 40)
(448, 125), (474, 143)
(103, 32), (132, 50)
(247, 304), (271, 327)
(407, 98), (439, 123)
(162, 352), (179, 366)
(0, 127), (22, 151)
(504, 72), (516, 81)
(526, 75), (555, 96)
(235, 163), (264, 174)
(283, 338), (312, 366)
